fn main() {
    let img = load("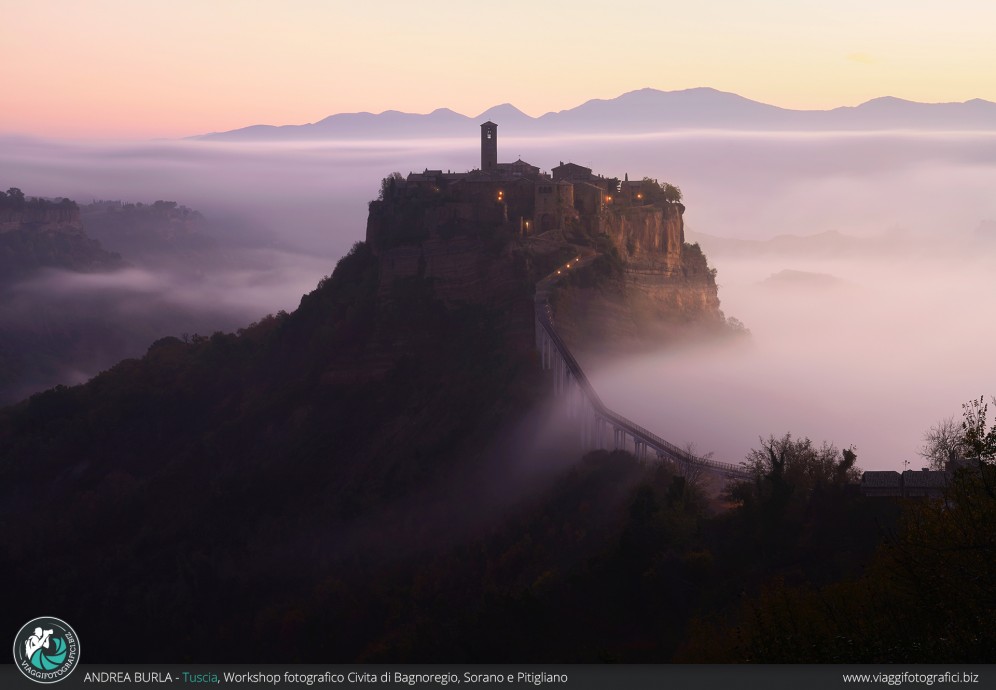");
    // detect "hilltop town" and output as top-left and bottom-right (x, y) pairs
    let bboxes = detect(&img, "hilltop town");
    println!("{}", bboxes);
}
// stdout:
(391, 121), (679, 236)
(362, 121), (726, 365)
(370, 121), (682, 248)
